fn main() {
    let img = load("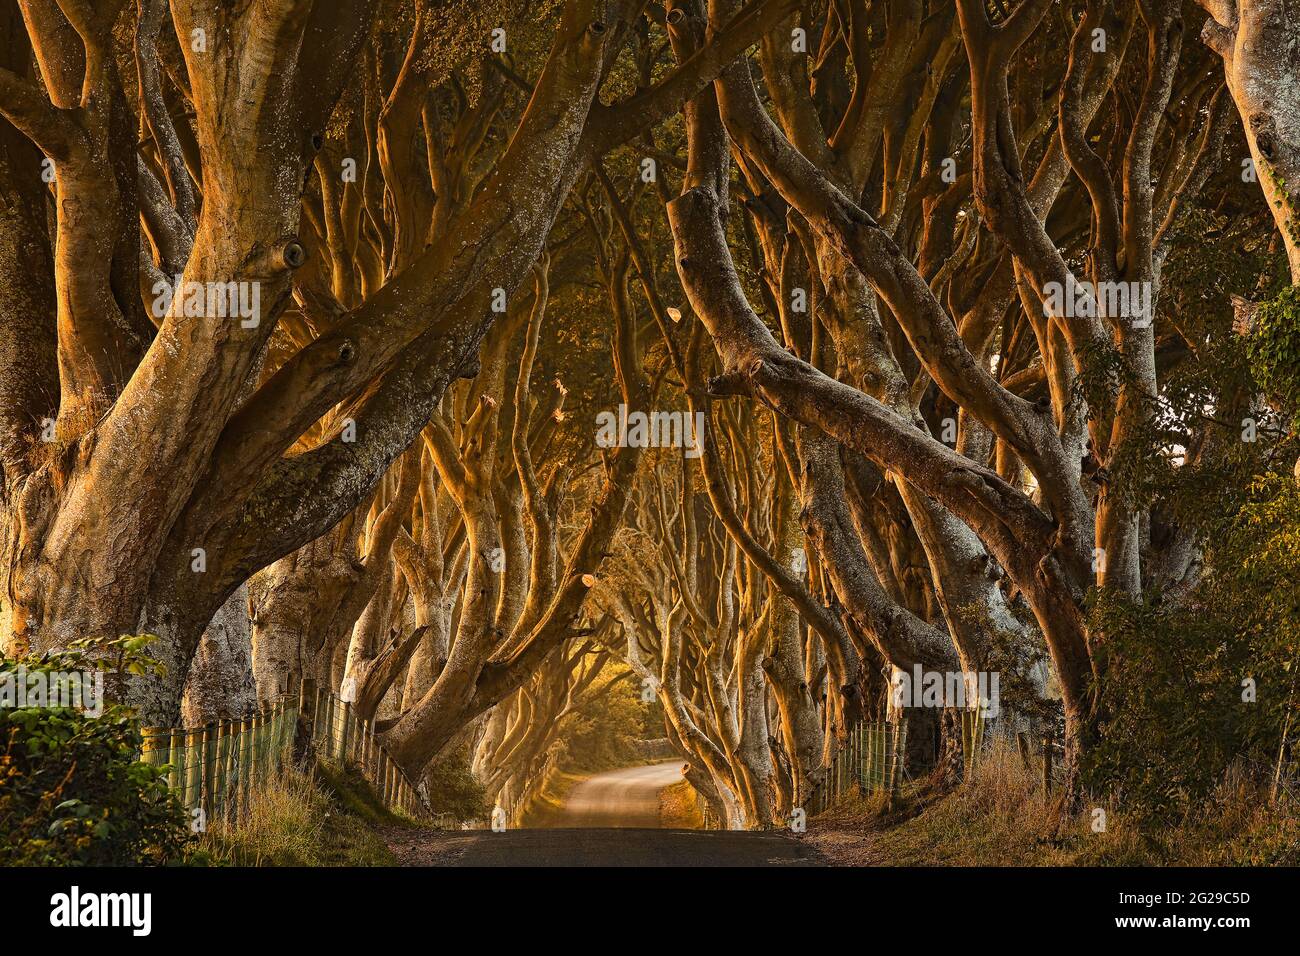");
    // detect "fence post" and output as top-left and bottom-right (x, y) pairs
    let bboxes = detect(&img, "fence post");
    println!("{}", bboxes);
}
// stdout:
(318, 691), (329, 760)
(326, 692), (338, 760)
(218, 718), (235, 820)
(141, 728), (166, 769)
(874, 724), (882, 795)
(320, 690), (330, 760)
(267, 702), (279, 776)
(254, 709), (266, 790)
(167, 728), (184, 793)
(224, 717), (237, 820)
(184, 728), (201, 811)
(886, 723), (894, 800)
(1042, 735), (1053, 794)
(280, 699), (292, 772)
(200, 722), (216, 821)
(263, 703), (273, 778)
(258, 707), (269, 780)
(833, 738), (840, 798)
(340, 701), (352, 763)
(238, 715), (254, 814)
(849, 725), (857, 792)
(297, 677), (317, 763)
